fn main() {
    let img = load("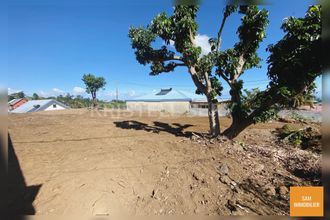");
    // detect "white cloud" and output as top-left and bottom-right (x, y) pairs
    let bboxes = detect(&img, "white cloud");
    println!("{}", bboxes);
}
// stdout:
(36, 88), (65, 97)
(8, 88), (22, 95)
(52, 88), (65, 94)
(38, 90), (48, 97)
(166, 34), (211, 55)
(72, 86), (85, 95)
(193, 34), (211, 55)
